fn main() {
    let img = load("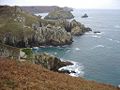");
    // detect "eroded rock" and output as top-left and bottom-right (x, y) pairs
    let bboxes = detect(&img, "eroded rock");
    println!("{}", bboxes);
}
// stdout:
(34, 53), (73, 71)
